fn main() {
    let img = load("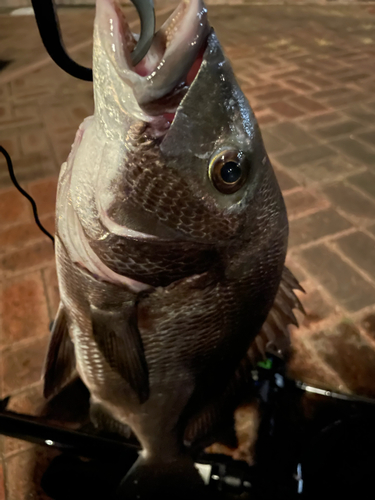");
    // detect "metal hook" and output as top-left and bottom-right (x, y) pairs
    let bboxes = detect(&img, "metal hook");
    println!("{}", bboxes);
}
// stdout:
(130, 0), (155, 66)
(30, 0), (155, 81)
